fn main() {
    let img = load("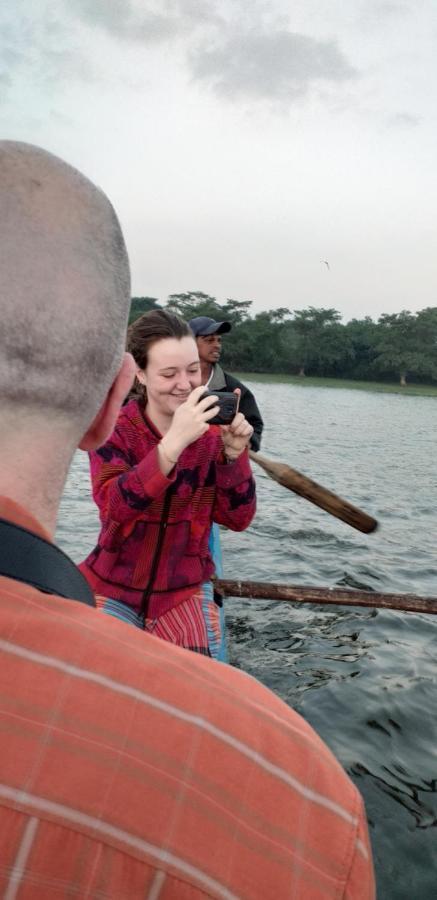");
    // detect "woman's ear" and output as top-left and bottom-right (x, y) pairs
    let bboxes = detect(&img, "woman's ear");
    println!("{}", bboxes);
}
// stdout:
(136, 367), (147, 387)
(79, 353), (136, 450)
